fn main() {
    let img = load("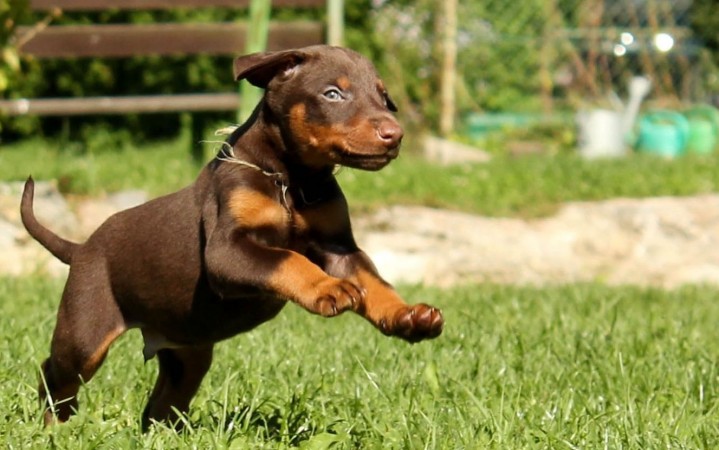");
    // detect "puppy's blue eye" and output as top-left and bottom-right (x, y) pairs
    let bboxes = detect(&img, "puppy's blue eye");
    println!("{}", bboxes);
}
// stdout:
(323, 88), (343, 101)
